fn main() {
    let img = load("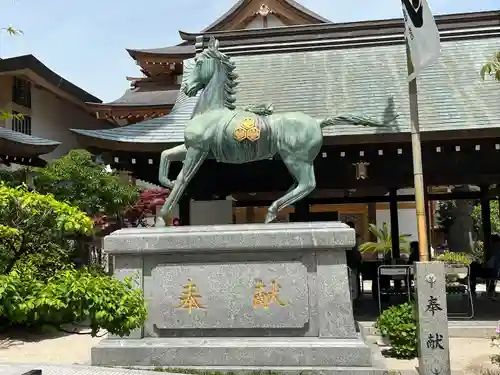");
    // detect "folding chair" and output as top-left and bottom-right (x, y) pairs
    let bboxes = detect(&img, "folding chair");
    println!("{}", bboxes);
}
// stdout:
(445, 263), (474, 319)
(377, 264), (411, 314)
